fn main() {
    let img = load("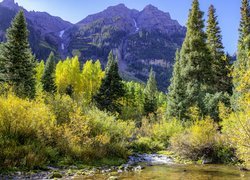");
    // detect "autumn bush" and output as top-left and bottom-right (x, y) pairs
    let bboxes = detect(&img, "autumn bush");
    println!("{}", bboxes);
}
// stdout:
(0, 93), (55, 169)
(170, 117), (236, 163)
(0, 92), (136, 169)
(221, 100), (250, 168)
(132, 110), (184, 153)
